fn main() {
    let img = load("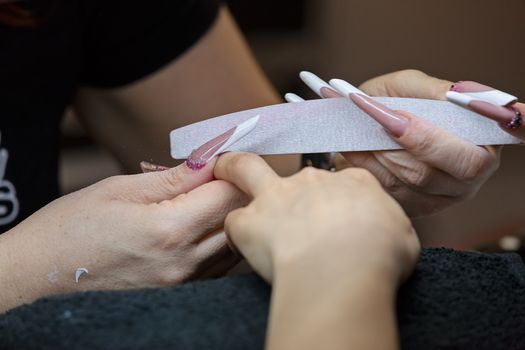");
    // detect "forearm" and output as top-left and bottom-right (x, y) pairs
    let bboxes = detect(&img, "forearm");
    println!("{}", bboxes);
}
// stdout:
(267, 265), (399, 350)
(74, 7), (298, 175)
